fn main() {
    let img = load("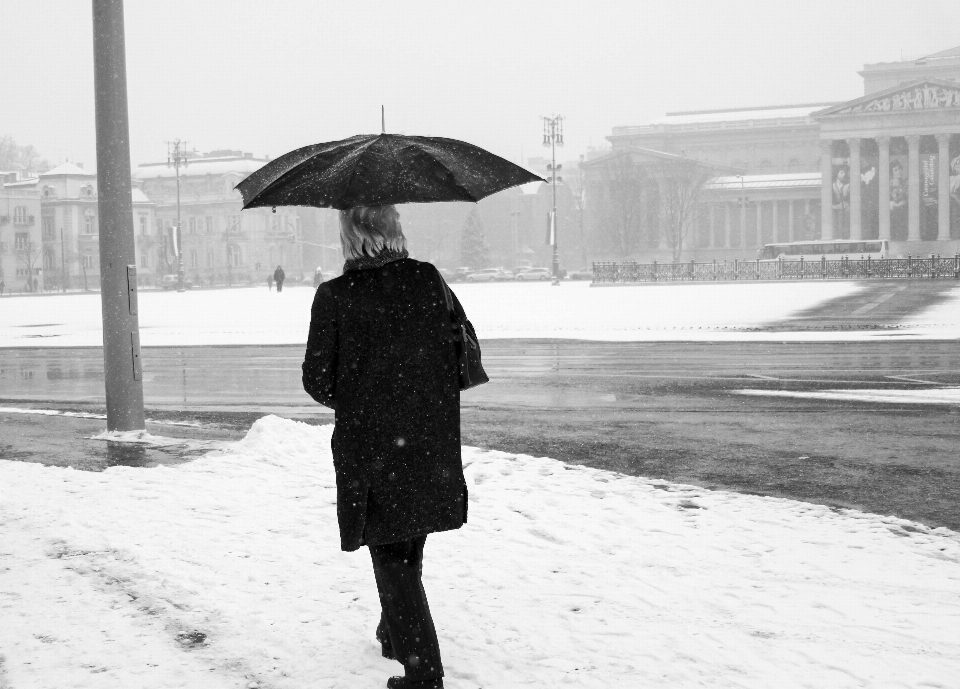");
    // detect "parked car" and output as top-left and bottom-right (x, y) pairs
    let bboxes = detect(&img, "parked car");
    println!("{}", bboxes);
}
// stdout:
(514, 267), (552, 281)
(451, 267), (473, 282)
(566, 268), (594, 281)
(465, 268), (504, 282)
(161, 274), (193, 290)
